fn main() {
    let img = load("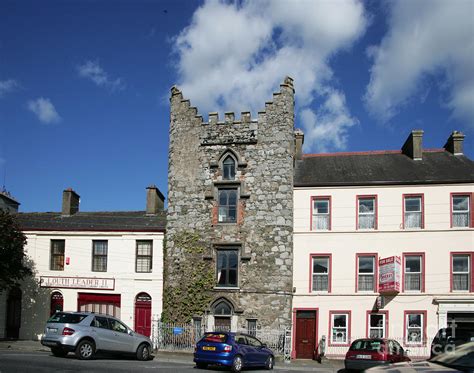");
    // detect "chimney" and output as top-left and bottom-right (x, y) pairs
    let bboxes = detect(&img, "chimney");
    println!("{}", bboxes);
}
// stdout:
(444, 131), (465, 155)
(146, 185), (165, 215)
(62, 188), (80, 216)
(402, 129), (424, 160)
(294, 129), (305, 161)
